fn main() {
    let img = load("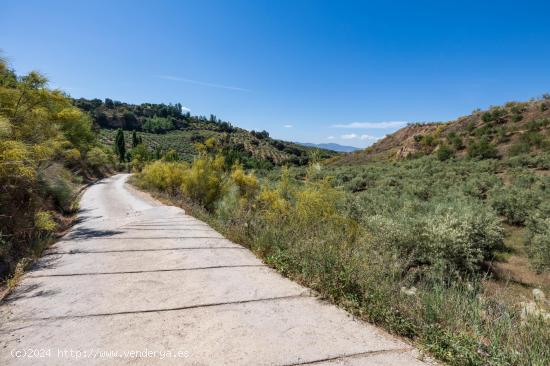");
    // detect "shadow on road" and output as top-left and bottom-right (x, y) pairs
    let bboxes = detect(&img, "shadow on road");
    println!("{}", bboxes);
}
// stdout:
(63, 227), (125, 241)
